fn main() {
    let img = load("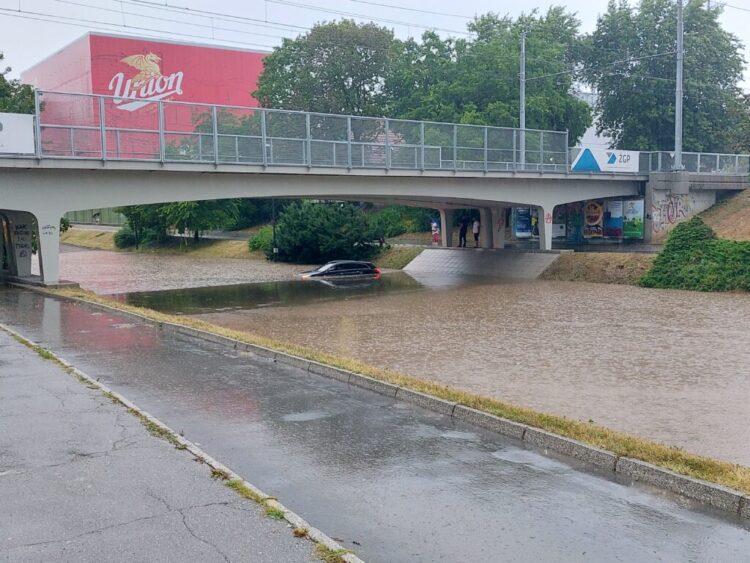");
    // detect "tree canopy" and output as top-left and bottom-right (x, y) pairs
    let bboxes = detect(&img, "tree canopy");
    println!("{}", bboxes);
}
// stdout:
(254, 20), (393, 115)
(253, 11), (592, 143)
(0, 52), (34, 113)
(582, 0), (746, 152)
